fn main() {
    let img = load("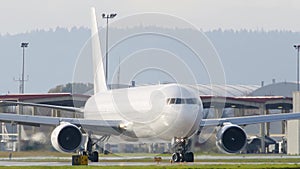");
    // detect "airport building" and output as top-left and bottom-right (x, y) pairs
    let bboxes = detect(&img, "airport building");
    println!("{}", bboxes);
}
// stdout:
(0, 81), (300, 154)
